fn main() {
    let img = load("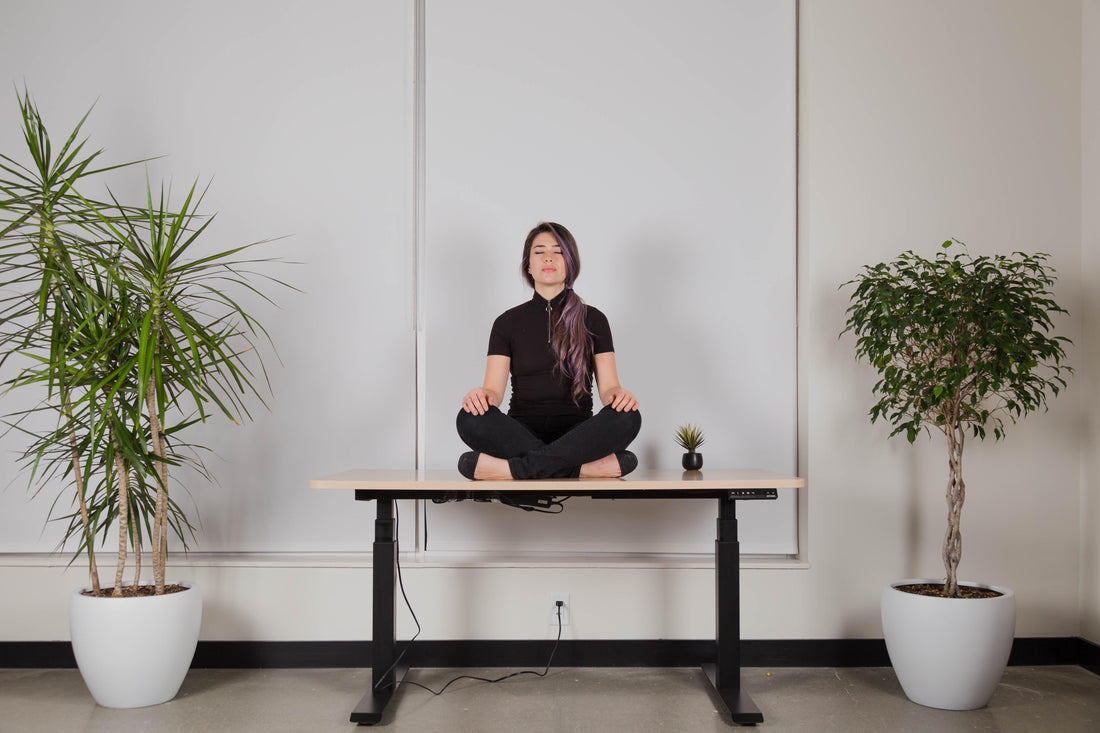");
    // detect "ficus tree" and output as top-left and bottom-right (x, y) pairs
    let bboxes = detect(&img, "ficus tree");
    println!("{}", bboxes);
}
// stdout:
(841, 240), (1071, 598)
